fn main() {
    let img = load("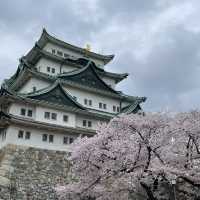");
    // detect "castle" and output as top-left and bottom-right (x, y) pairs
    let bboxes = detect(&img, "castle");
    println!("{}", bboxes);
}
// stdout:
(0, 29), (146, 151)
